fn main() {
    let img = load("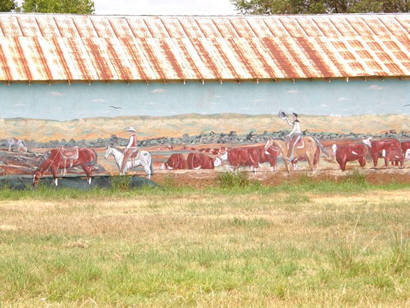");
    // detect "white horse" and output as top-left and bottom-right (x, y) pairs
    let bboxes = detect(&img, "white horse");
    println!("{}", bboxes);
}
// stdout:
(7, 138), (27, 152)
(104, 146), (153, 179)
